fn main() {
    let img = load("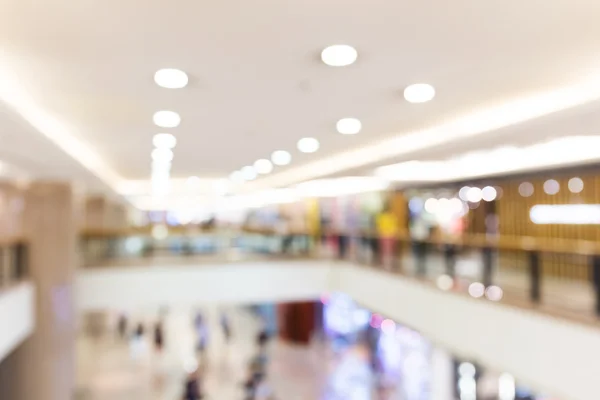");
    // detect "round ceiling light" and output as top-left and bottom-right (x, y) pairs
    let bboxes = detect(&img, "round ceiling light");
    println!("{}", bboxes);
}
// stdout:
(152, 133), (177, 149)
(230, 171), (244, 183)
(336, 118), (362, 135)
(186, 176), (201, 188)
(154, 68), (189, 89)
(404, 83), (436, 103)
(153, 111), (181, 128)
(254, 159), (273, 174)
(321, 45), (358, 67)
(241, 166), (257, 181)
(297, 137), (320, 153)
(271, 150), (291, 166)
(151, 148), (174, 163)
